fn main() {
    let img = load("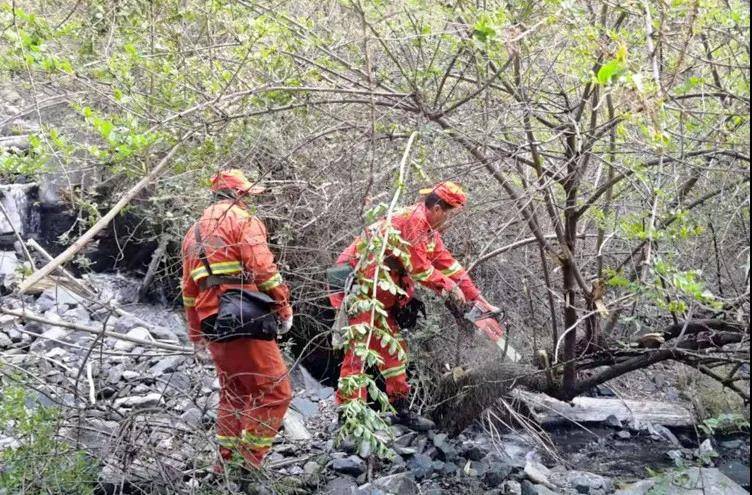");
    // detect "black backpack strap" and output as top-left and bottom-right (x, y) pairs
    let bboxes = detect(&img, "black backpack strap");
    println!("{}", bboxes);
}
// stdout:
(194, 222), (246, 290)
(194, 223), (214, 277)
